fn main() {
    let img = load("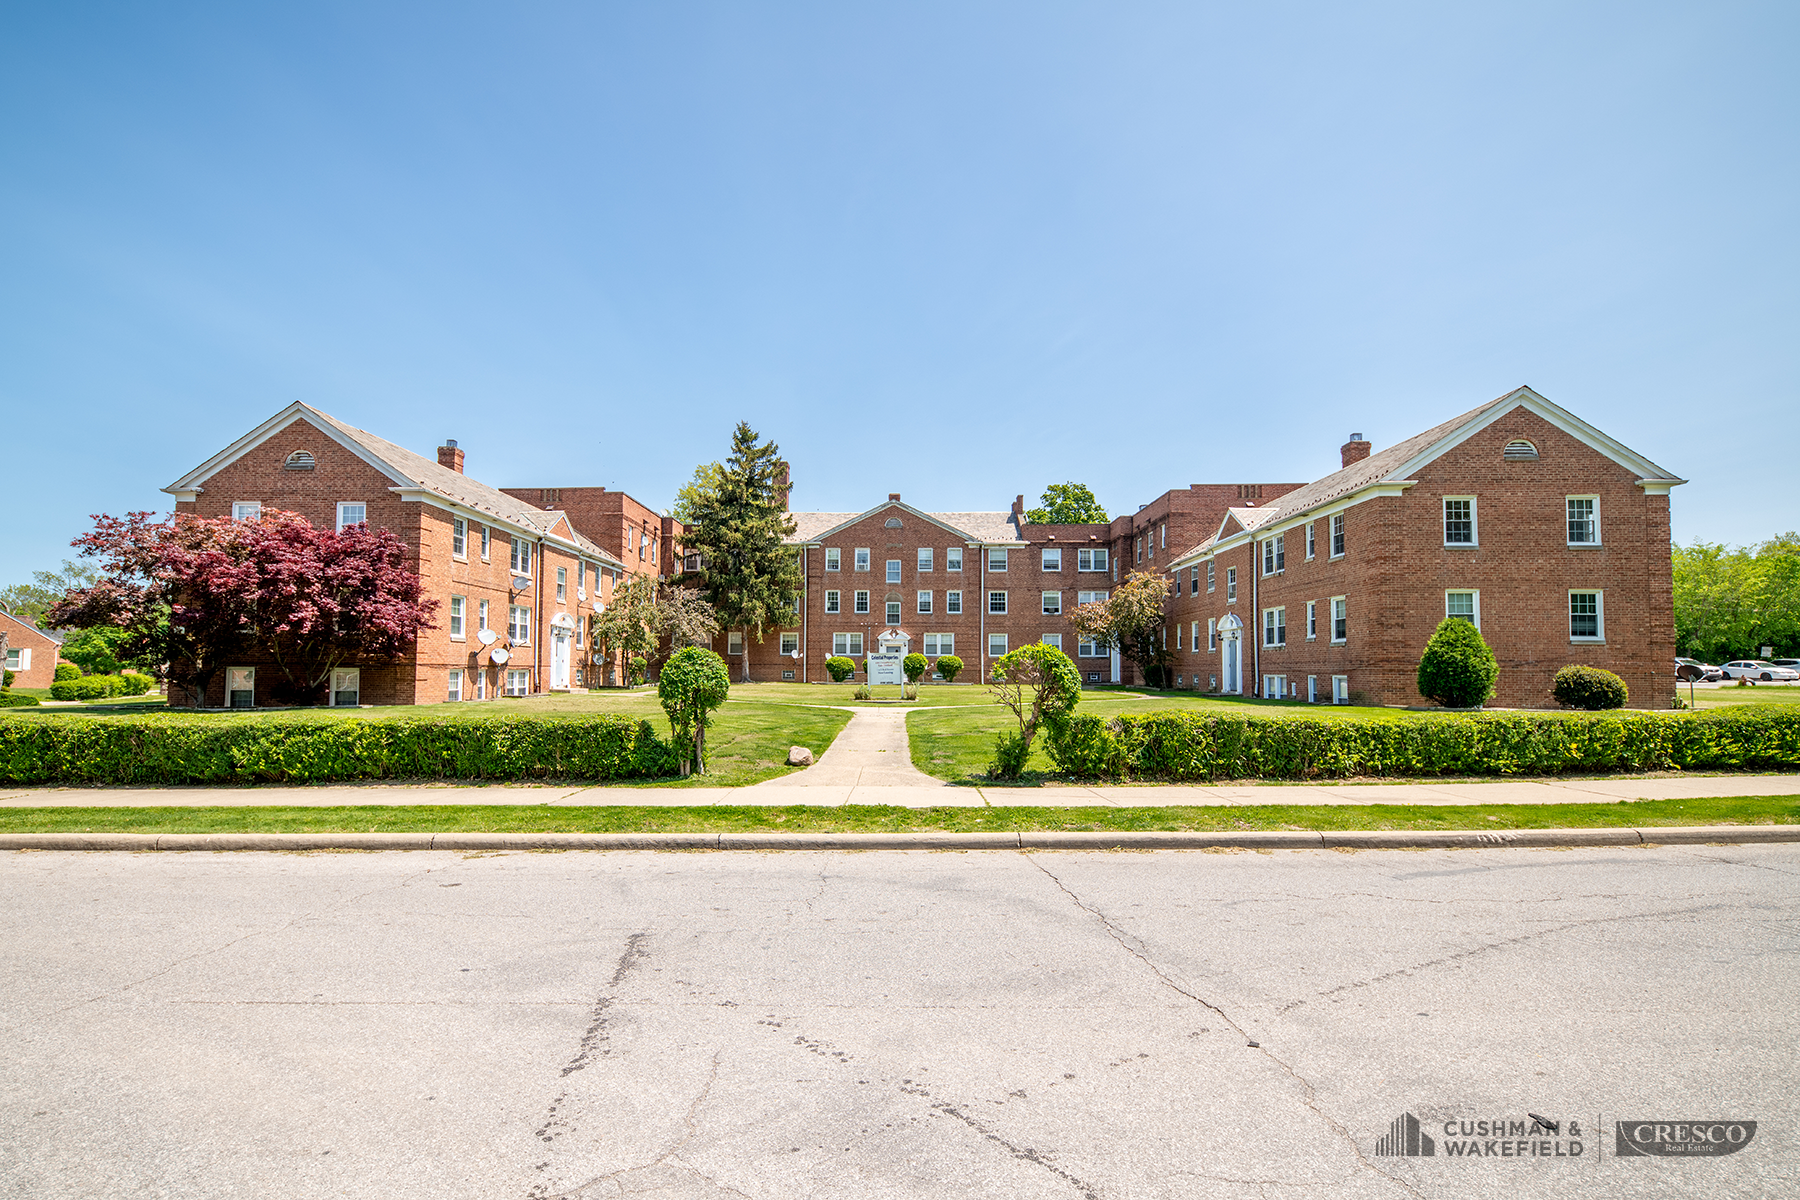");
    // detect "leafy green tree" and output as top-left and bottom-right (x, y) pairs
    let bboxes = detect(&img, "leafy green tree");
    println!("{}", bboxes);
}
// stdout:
(60, 626), (132, 676)
(1069, 570), (1172, 687)
(671, 462), (726, 525)
(1416, 618), (1499, 708)
(591, 576), (661, 684)
(1024, 483), (1108, 525)
(657, 585), (720, 652)
(1674, 533), (1800, 661)
(0, 560), (100, 627)
(657, 646), (730, 774)
(986, 642), (1084, 778)
(682, 423), (802, 682)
